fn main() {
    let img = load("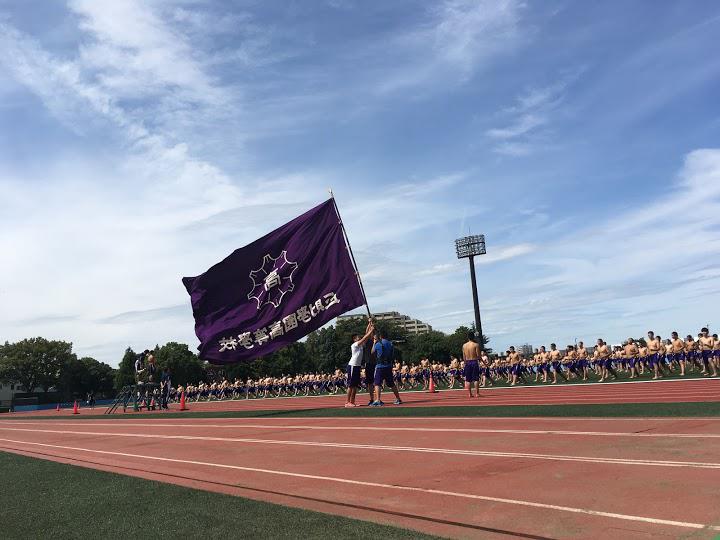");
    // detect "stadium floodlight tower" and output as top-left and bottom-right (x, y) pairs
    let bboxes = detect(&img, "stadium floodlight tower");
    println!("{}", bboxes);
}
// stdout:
(455, 234), (487, 350)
